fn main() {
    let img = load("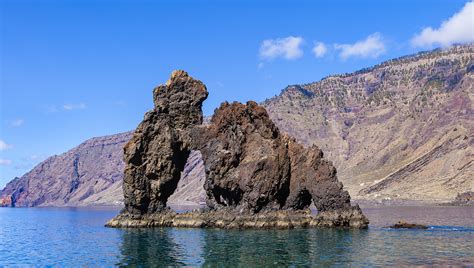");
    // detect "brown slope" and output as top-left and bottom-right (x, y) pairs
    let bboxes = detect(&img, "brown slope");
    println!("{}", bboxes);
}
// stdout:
(263, 44), (473, 202)
(0, 131), (206, 207)
(0, 132), (132, 207)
